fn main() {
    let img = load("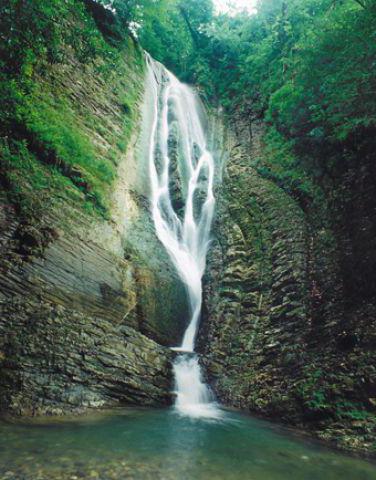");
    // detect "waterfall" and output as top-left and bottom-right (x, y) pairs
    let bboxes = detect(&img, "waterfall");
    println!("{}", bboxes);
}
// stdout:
(146, 55), (221, 418)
